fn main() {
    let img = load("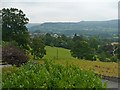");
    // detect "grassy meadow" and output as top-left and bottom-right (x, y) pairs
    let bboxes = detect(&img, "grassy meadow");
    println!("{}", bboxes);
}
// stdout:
(43, 46), (118, 77)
